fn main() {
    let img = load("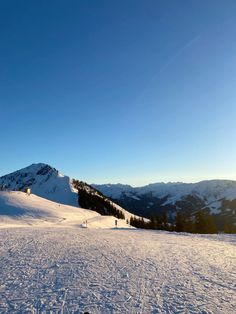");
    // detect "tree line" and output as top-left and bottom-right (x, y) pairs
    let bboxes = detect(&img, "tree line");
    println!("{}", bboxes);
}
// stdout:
(130, 210), (236, 234)
(72, 179), (125, 219)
